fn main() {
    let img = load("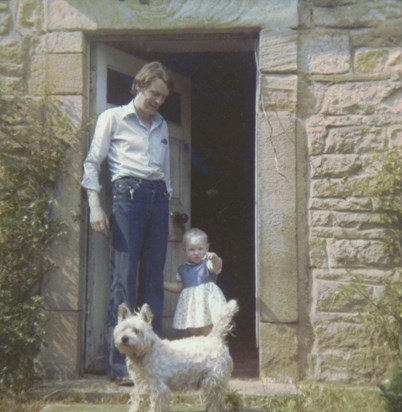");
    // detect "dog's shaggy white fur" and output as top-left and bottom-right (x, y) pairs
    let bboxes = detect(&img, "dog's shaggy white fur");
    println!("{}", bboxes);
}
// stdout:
(114, 299), (238, 412)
